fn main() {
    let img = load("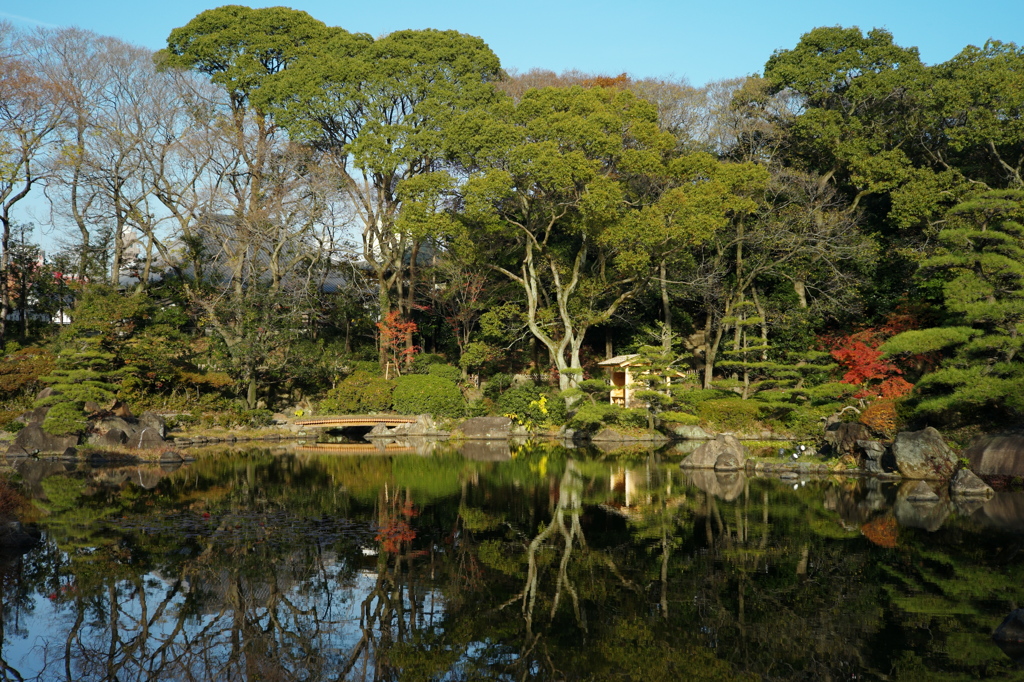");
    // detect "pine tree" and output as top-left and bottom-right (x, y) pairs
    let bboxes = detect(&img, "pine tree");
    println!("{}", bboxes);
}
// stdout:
(882, 190), (1024, 420)
(36, 286), (139, 436)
